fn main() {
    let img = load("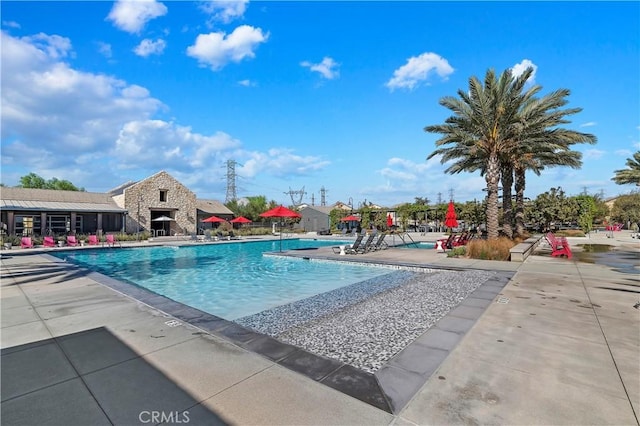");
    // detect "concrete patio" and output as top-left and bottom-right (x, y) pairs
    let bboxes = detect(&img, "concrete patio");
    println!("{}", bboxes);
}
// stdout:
(1, 231), (638, 425)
